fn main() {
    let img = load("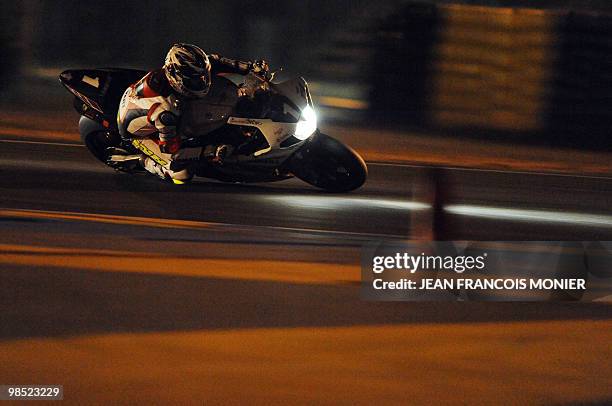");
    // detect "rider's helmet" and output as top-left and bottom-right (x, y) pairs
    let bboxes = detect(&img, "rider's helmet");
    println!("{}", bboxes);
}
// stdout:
(163, 43), (212, 98)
